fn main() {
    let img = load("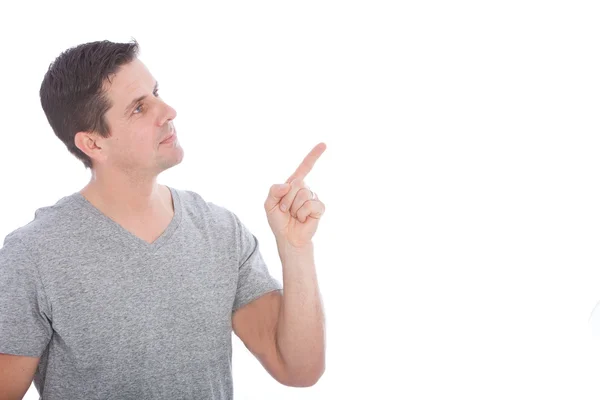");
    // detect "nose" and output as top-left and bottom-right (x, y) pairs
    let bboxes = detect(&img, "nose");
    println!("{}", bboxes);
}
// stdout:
(158, 99), (177, 127)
